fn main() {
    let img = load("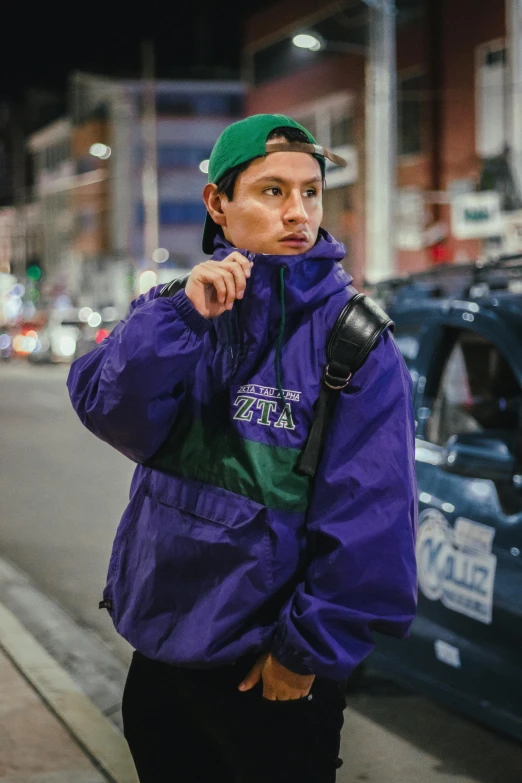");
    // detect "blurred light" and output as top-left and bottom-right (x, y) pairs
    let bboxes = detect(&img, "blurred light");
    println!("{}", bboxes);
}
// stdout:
(13, 334), (24, 352)
(27, 265), (42, 282)
(292, 33), (321, 51)
(29, 289), (40, 302)
(79, 307), (93, 322)
(199, 159), (210, 174)
(55, 294), (72, 310)
(125, 275), (136, 291)
(89, 143), (111, 160)
(26, 330), (38, 340)
(101, 306), (118, 322)
(5, 299), (22, 320)
(152, 248), (169, 264)
(139, 270), (158, 294)
(59, 335), (77, 357)
(23, 302), (36, 319)
(95, 328), (110, 344)
(87, 312), (102, 328)
(11, 284), (25, 297)
(0, 334), (11, 350)
(22, 336), (38, 353)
